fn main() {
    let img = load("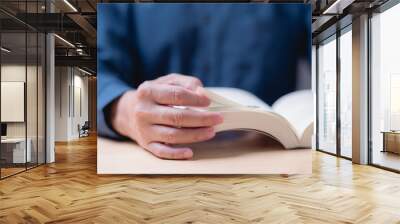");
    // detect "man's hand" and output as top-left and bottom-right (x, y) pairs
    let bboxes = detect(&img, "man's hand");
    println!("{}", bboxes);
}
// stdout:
(110, 74), (223, 160)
